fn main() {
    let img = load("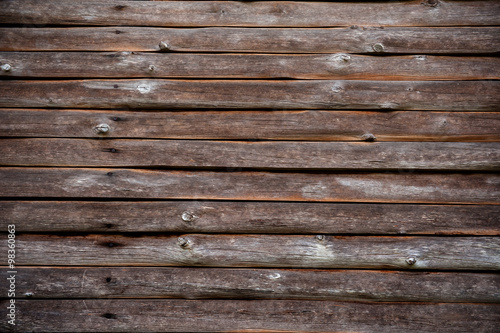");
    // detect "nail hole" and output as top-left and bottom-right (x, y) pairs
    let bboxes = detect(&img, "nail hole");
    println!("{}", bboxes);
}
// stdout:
(104, 223), (114, 229)
(115, 5), (127, 10)
(113, 84), (119, 89)
(106, 277), (112, 283)
(102, 313), (117, 319)
(107, 172), (114, 176)
(111, 117), (121, 121)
